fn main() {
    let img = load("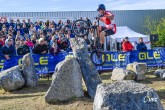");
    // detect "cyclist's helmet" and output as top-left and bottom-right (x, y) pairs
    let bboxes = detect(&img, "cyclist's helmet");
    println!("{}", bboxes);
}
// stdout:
(97, 4), (106, 11)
